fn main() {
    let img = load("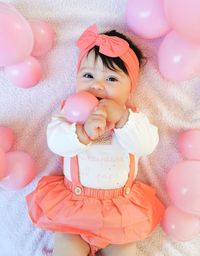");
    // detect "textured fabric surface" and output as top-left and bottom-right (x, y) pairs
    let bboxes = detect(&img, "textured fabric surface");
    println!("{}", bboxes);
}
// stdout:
(0, 1), (200, 256)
